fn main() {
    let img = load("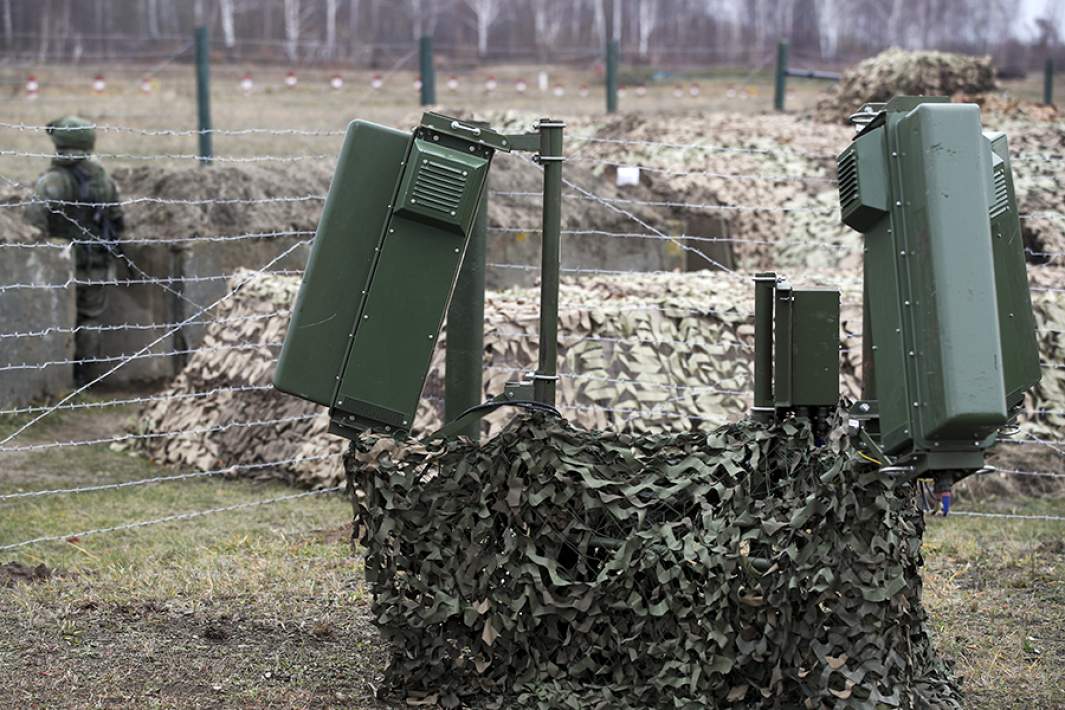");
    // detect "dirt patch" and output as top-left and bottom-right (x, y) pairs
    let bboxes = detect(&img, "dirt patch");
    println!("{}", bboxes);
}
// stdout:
(0, 561), (58, 587)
